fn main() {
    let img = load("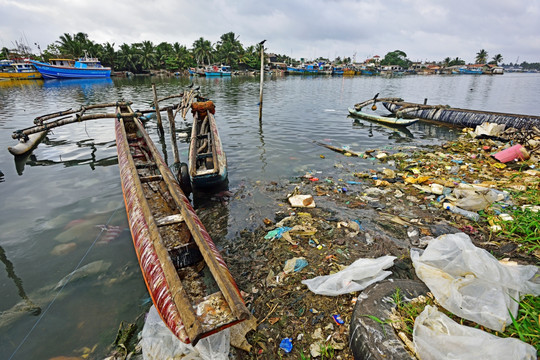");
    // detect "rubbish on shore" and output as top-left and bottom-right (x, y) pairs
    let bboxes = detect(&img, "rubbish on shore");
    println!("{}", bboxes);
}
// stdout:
(473, 122), (506, 138)
(141, 305), (230, 360)
(443, 203), (480, 221)
(452, 185), (507, 211)
(283, 257), (308, 273)
(411, 233), (540, 332)
(264, 227), (292, 240)
(492, 144), (530, 163)
(413, 305), (536, 360)
(332, 314), (344, 325)
(279, 338), (293, 353)
(301, 255), (396, 296)
(288, 194), (316, 208)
